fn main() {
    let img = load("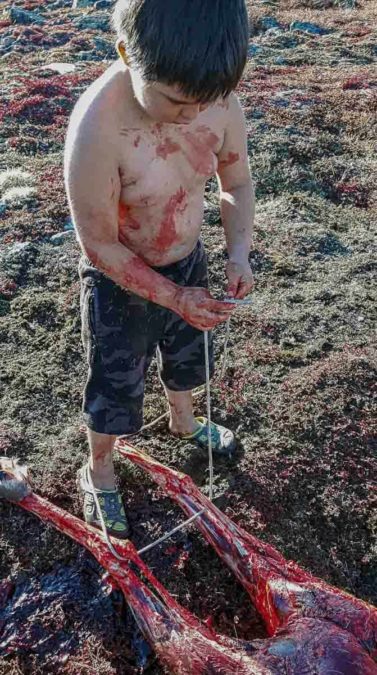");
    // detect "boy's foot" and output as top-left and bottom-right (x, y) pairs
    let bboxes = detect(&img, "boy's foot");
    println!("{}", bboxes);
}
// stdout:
(173, 417), (236, 456)
(77, 464), (130, 539)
